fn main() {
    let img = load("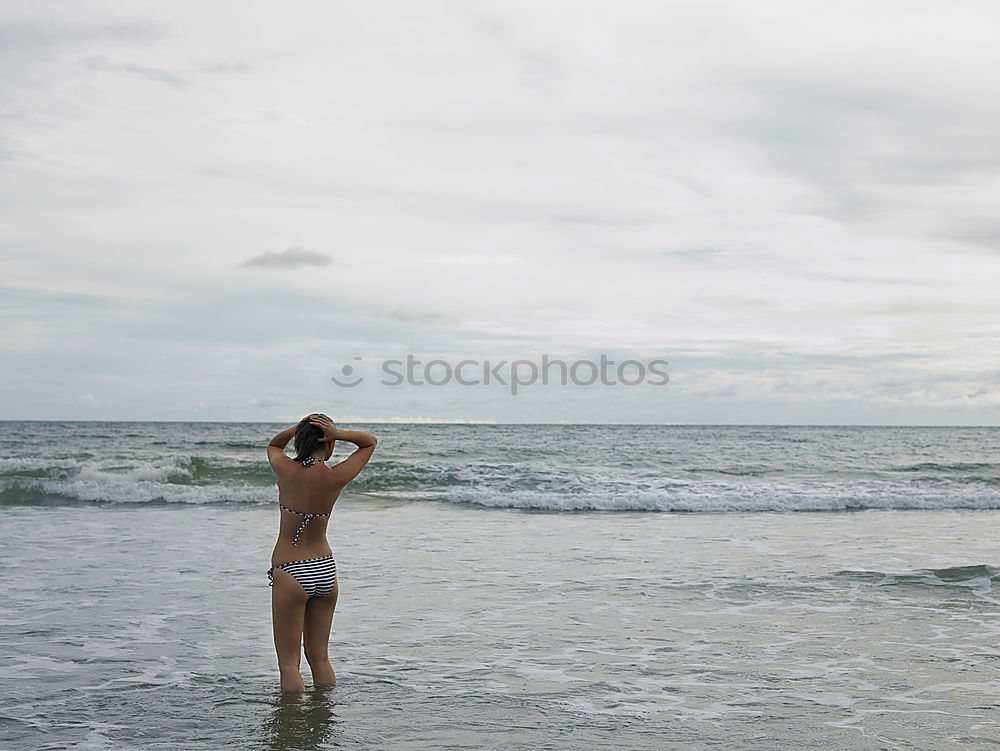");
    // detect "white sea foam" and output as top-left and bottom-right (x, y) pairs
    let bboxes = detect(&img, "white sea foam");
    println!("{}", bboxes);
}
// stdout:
(0, 455), (268, 505)
(1, 423), (997, 513)
(377, 482), (1000, 513)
